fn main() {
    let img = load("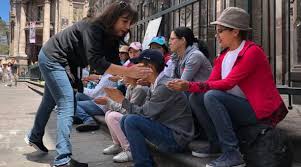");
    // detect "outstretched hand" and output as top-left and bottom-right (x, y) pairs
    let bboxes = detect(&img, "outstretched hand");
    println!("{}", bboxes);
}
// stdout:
(94, 97), (109, 105)
(127, 63), (153, 79)
(166, 79), (189, 91)
(104, 87), (125, 103)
